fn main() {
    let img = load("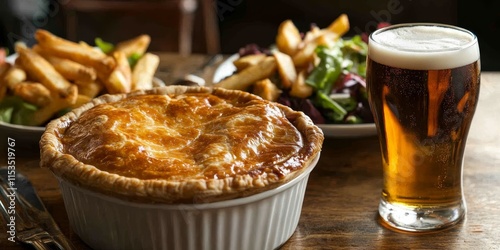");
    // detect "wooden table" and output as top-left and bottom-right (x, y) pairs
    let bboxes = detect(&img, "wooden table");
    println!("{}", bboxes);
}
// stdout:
(0, 54), (499, 249)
